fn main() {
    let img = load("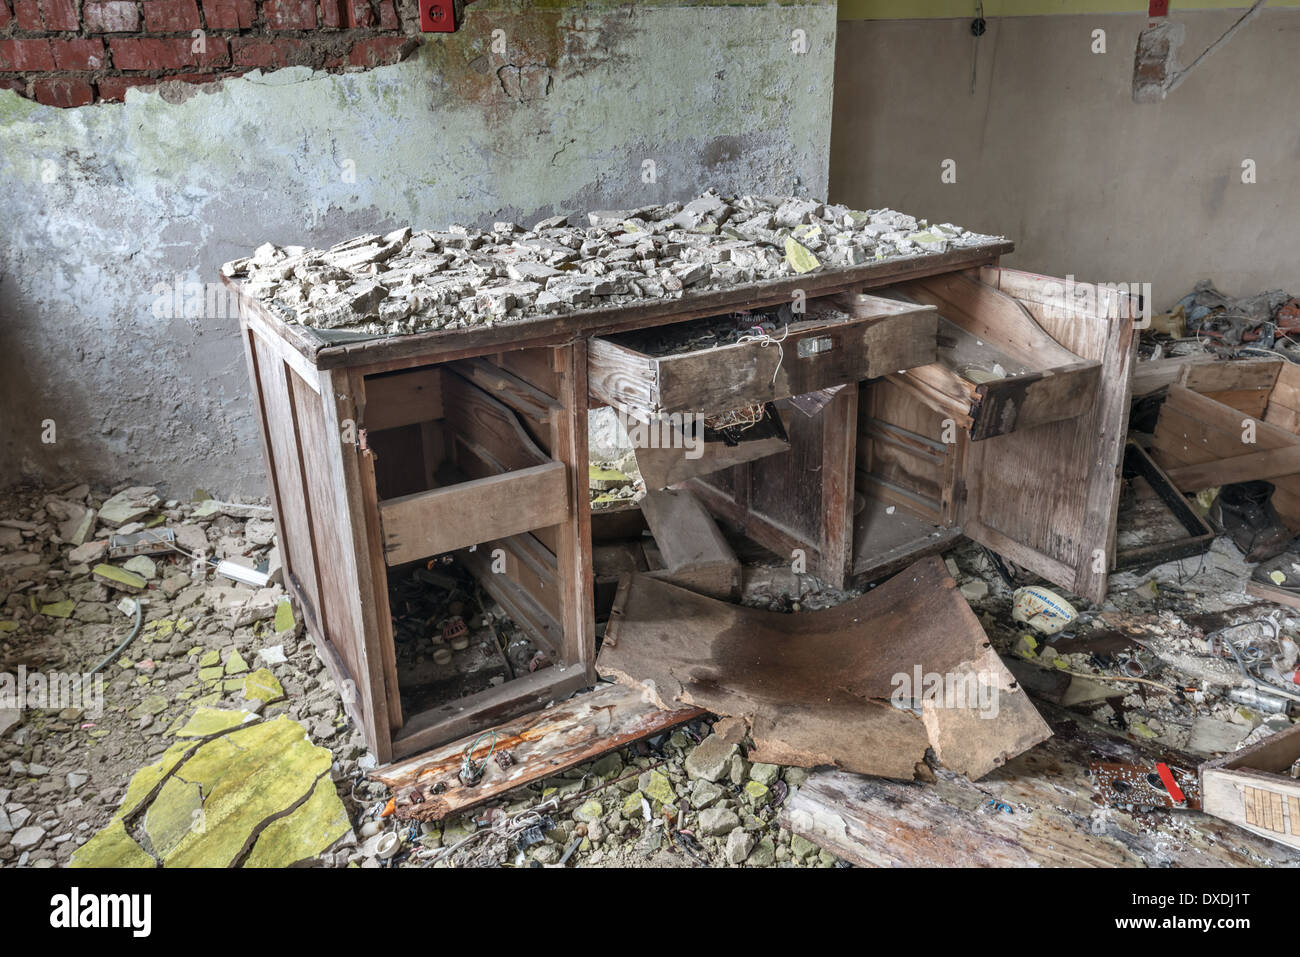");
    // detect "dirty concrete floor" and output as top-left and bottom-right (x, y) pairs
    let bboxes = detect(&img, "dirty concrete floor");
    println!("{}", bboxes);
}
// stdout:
(2, 481), (1298, 868)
